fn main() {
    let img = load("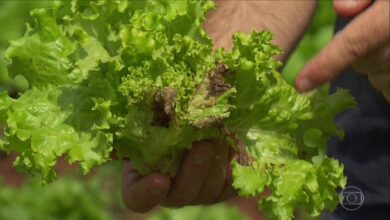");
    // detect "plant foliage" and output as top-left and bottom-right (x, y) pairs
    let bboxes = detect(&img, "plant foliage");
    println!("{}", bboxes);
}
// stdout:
(0, 1), (355, 219)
